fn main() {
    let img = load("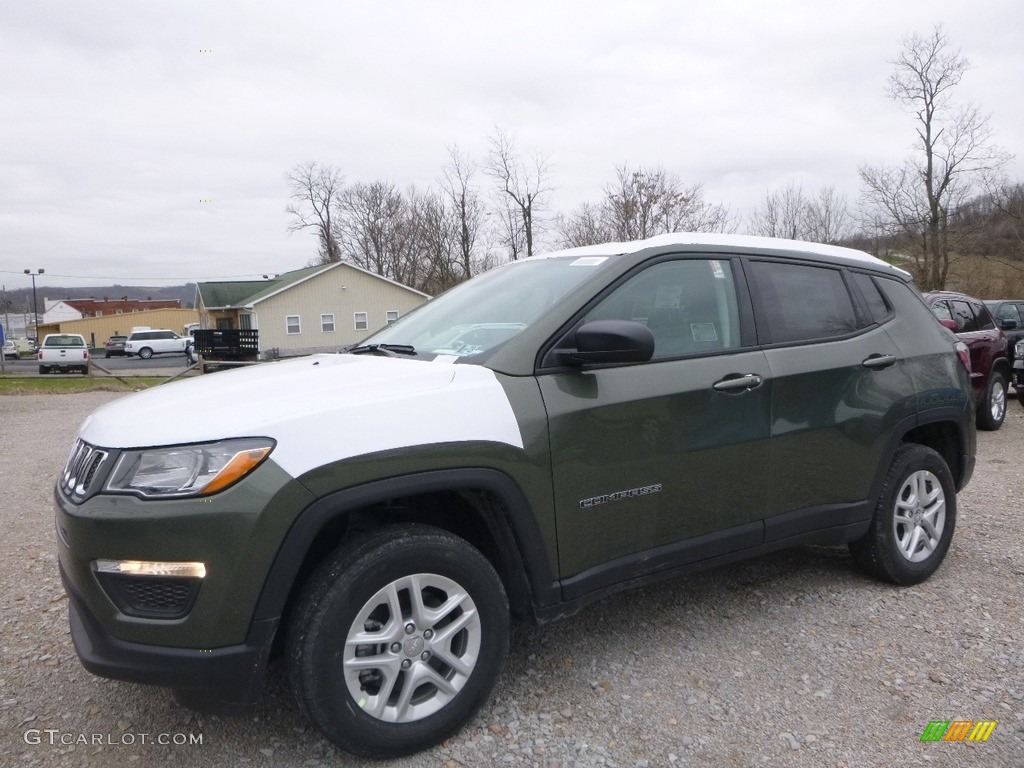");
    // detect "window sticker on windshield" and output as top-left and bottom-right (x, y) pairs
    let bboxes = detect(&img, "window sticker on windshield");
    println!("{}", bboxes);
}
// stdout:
(569, 256), (609, 267)
(710, 260), (726, 279)
(432, 355), (459, 364)
(691, 323), (718, 342)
